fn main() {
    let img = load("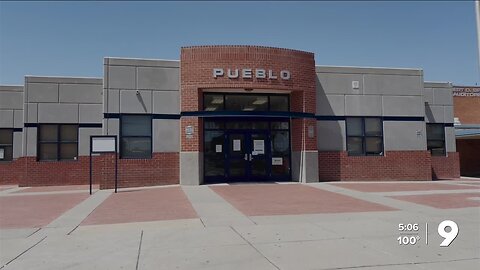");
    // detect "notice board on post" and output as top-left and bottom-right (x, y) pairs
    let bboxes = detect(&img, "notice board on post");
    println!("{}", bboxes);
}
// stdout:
(89, 136), (118, 194)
